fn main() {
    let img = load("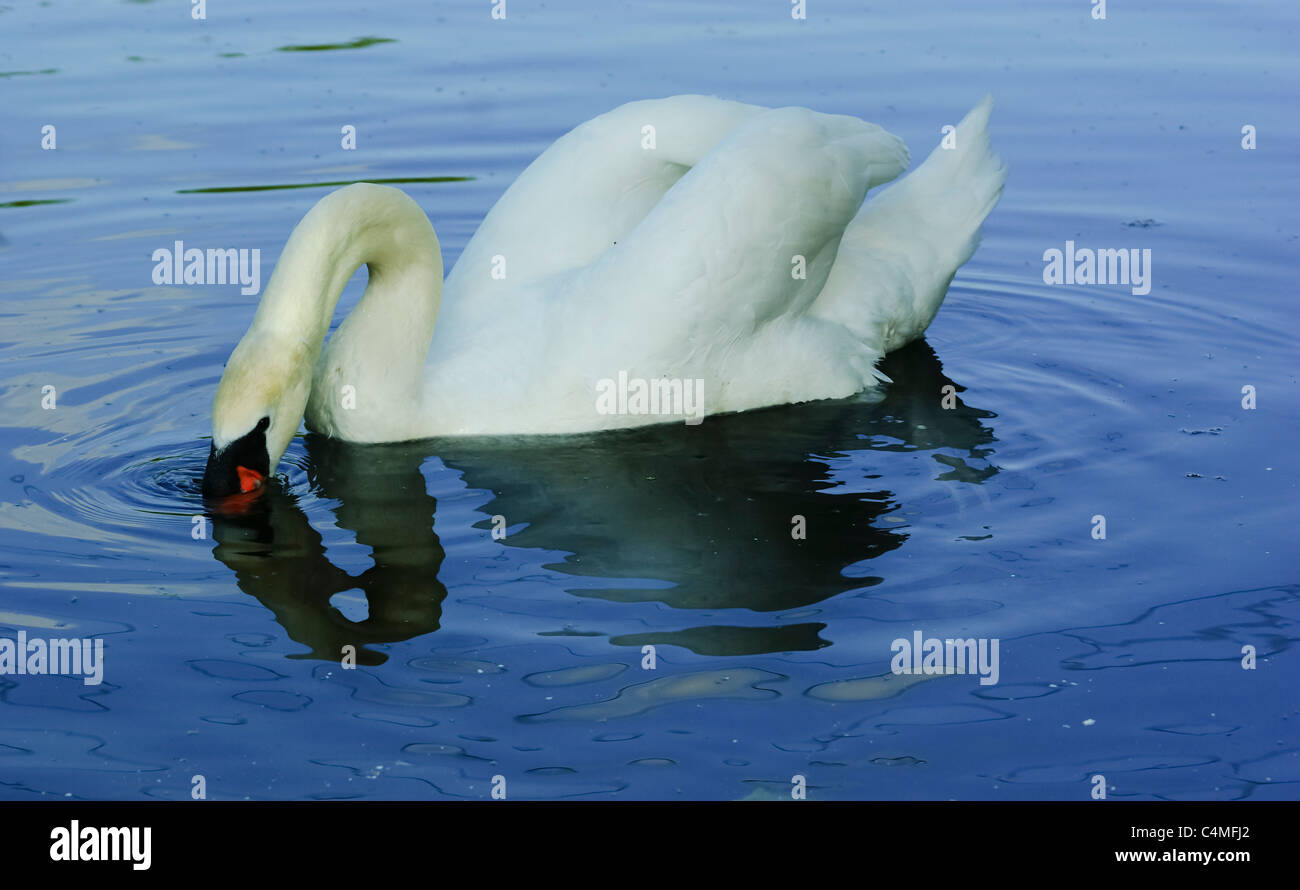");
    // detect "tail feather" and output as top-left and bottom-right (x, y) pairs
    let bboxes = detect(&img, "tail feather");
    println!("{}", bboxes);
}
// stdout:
(810, 95), (1006, 356)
